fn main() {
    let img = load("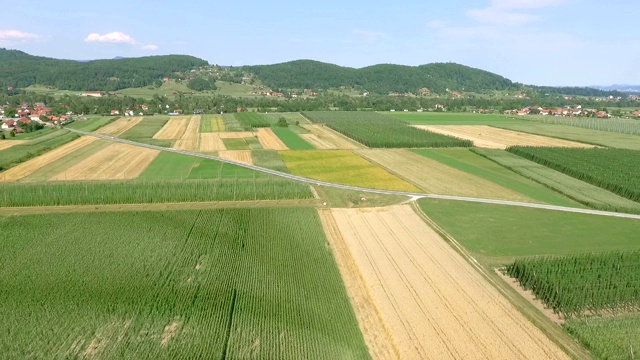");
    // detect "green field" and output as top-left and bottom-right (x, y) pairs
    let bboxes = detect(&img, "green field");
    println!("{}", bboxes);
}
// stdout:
(388, 112), (527, 125)
(0, 208), (368, 358)
(139, 152), (262, 180)
(419, 198), (640, 260)
(473, 148), (640, 213)
(65, 117), (115, 132)
(565, 314), (640, 360)
(280, 150), (422, 192)
(527, 115), (640, 136)
(235, 112), (271, 129)
(119, 116), (171, 147)
(412, 149), (580, 207)
(252, 150), (289, 173)
(221, 114), (243, 131)
(271, 127), (314, 150)
(200, 115), (224, 132)
(222, 138), (250, 150)
(0, 130), (80, 171)
(303, 111), (472, 148)
(509, 147), (640, 203)
(495, 123), (640, 150)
